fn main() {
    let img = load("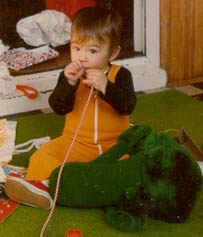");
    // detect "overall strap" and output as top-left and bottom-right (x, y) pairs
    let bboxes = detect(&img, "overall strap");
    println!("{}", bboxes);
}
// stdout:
(107, 65), (122, 83)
